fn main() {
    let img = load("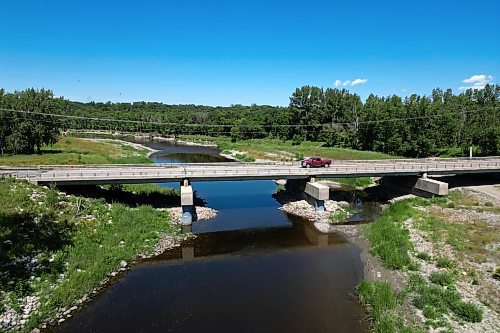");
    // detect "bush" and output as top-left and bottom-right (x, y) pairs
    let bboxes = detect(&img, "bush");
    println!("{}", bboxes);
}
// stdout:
(416, 252), (432, 261)
(436, 257), (456, 269)
(450, 301), (483, 322)
(291, 134), (303, 146)
(429, 271), (455, 286)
